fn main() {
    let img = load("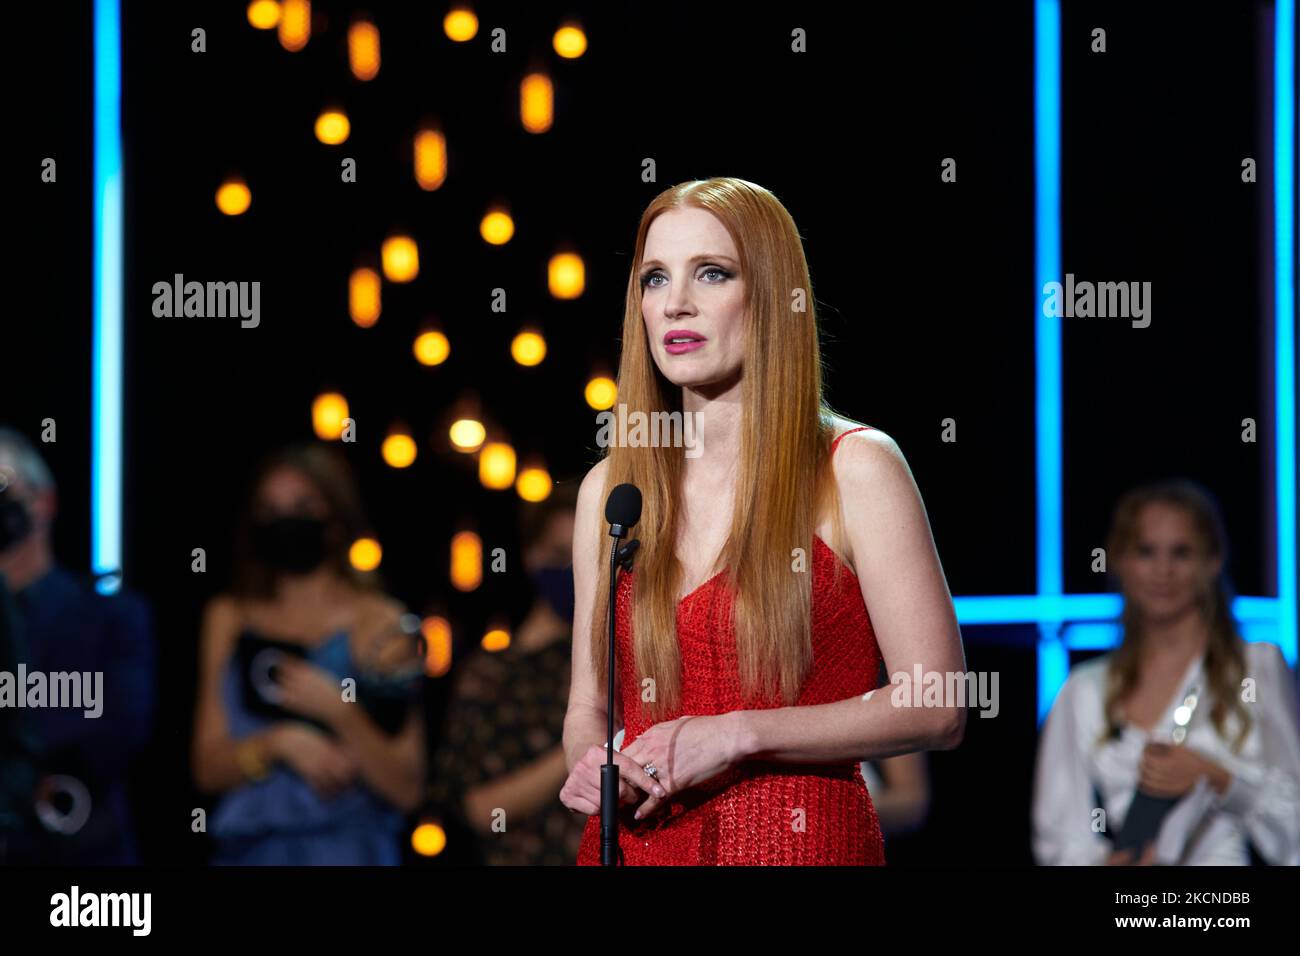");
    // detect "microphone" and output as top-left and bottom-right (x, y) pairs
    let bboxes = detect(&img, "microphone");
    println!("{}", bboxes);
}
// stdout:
(601, 483), (641, 866)
(605, 483), (642, 539)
